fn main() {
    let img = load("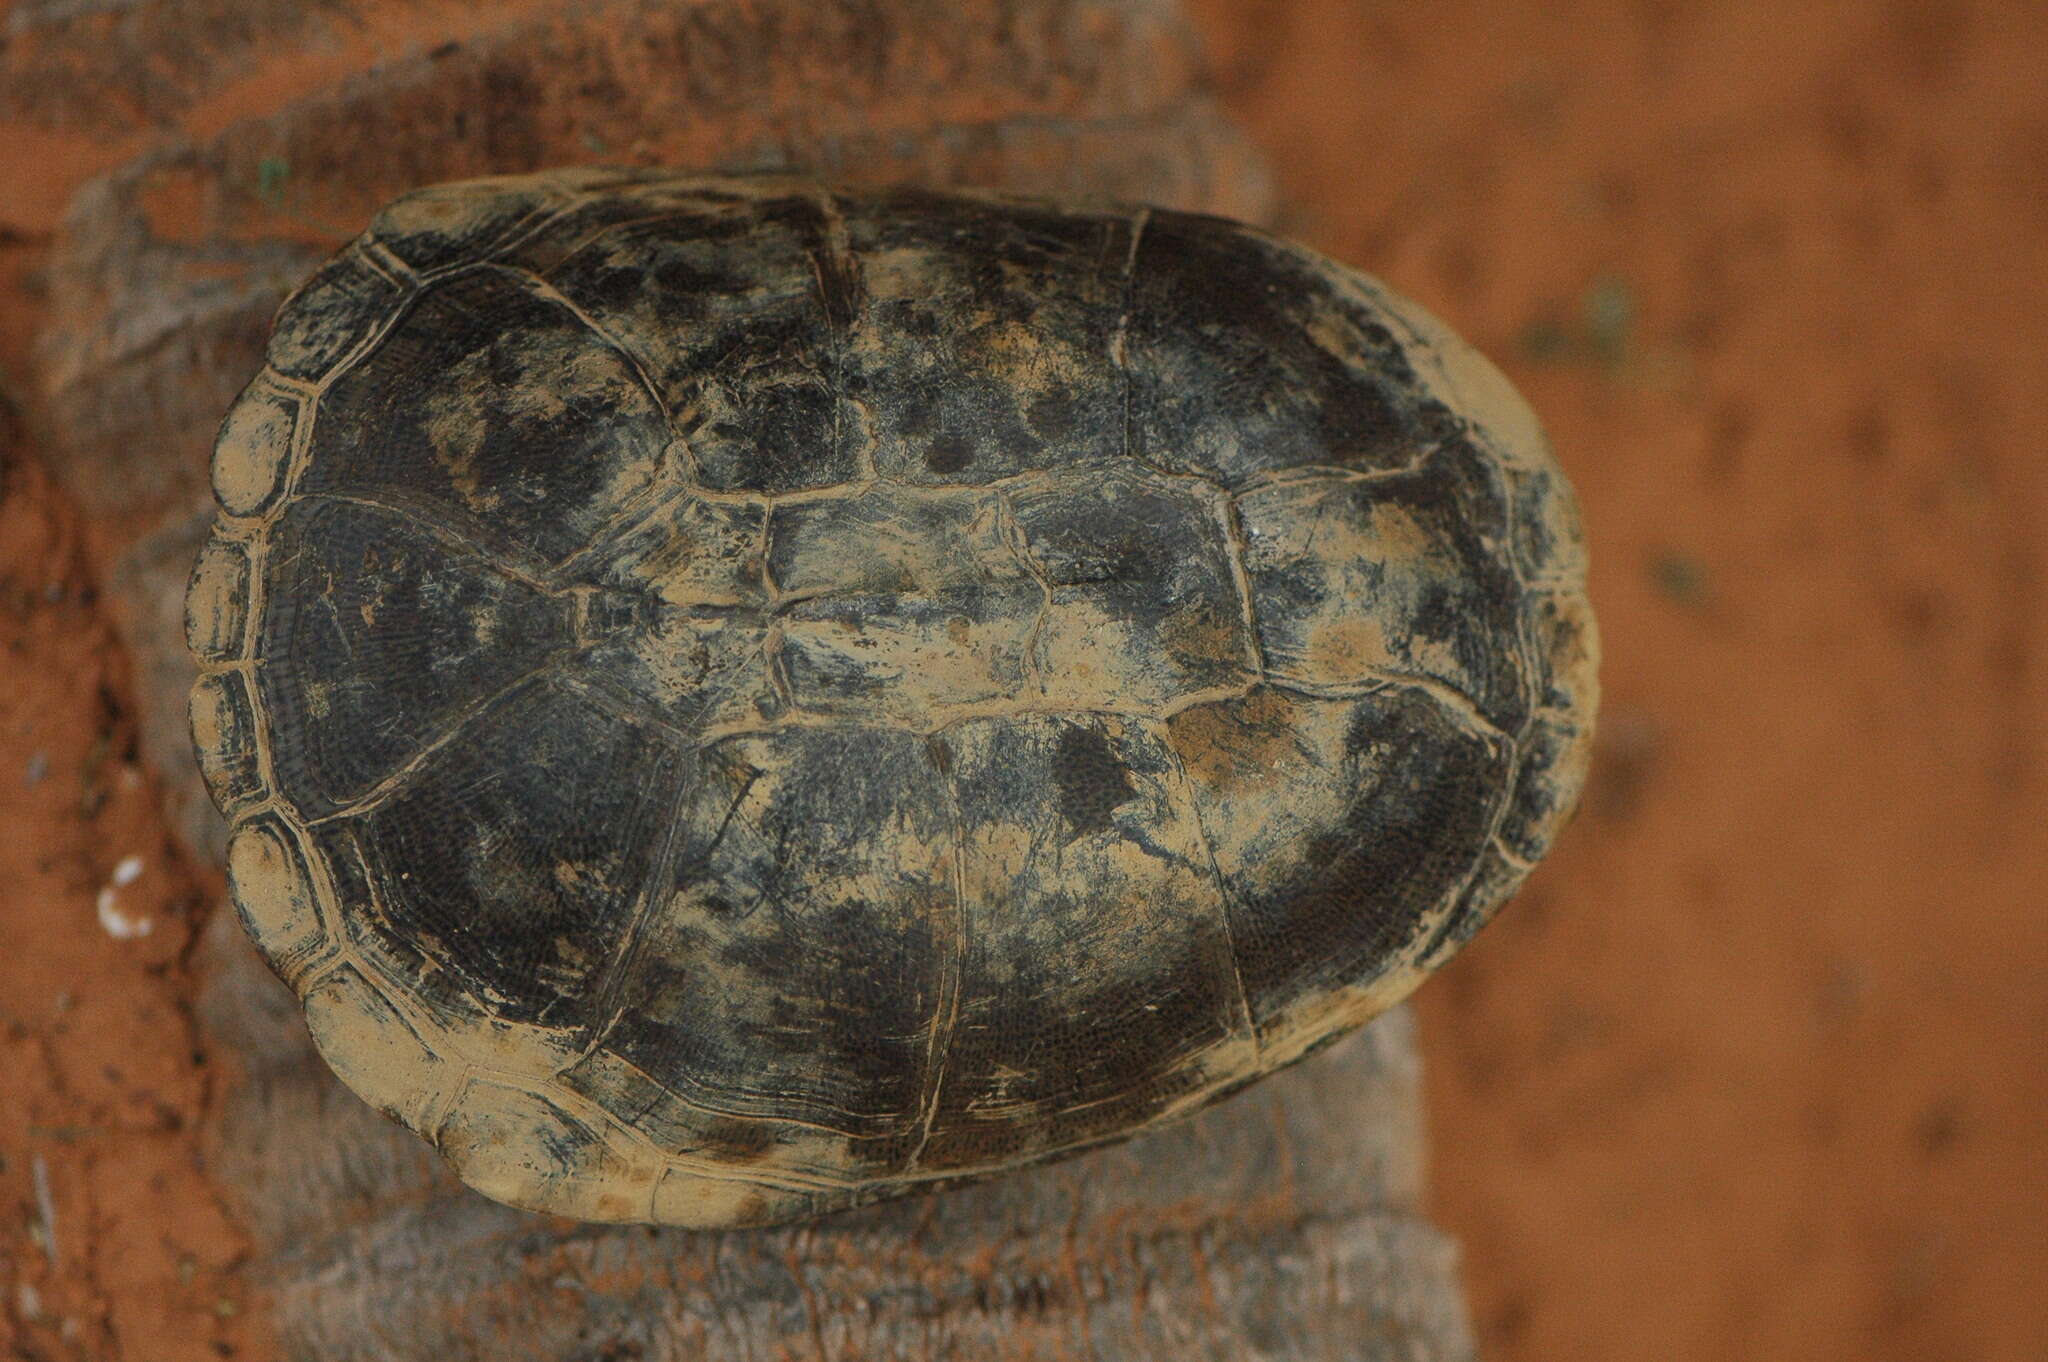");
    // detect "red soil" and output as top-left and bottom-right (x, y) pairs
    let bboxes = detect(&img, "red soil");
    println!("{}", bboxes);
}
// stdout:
(1189, 2), (2048, 1358)
(0, 457), (265, 1360)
